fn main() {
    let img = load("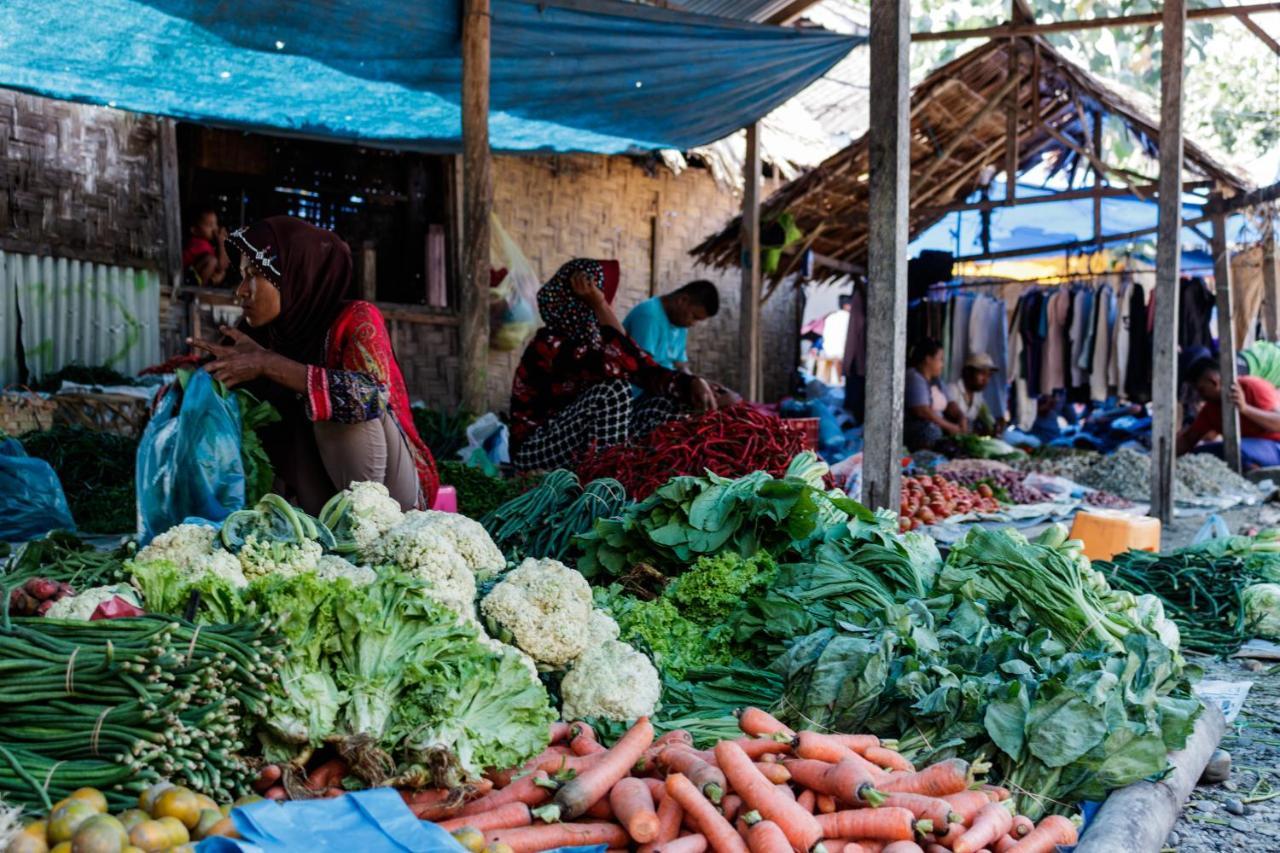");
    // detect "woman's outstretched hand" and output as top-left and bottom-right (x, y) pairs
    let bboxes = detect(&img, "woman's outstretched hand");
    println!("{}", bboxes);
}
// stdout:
(188, 326), (271, 388)
(691, 377), (719, 413)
